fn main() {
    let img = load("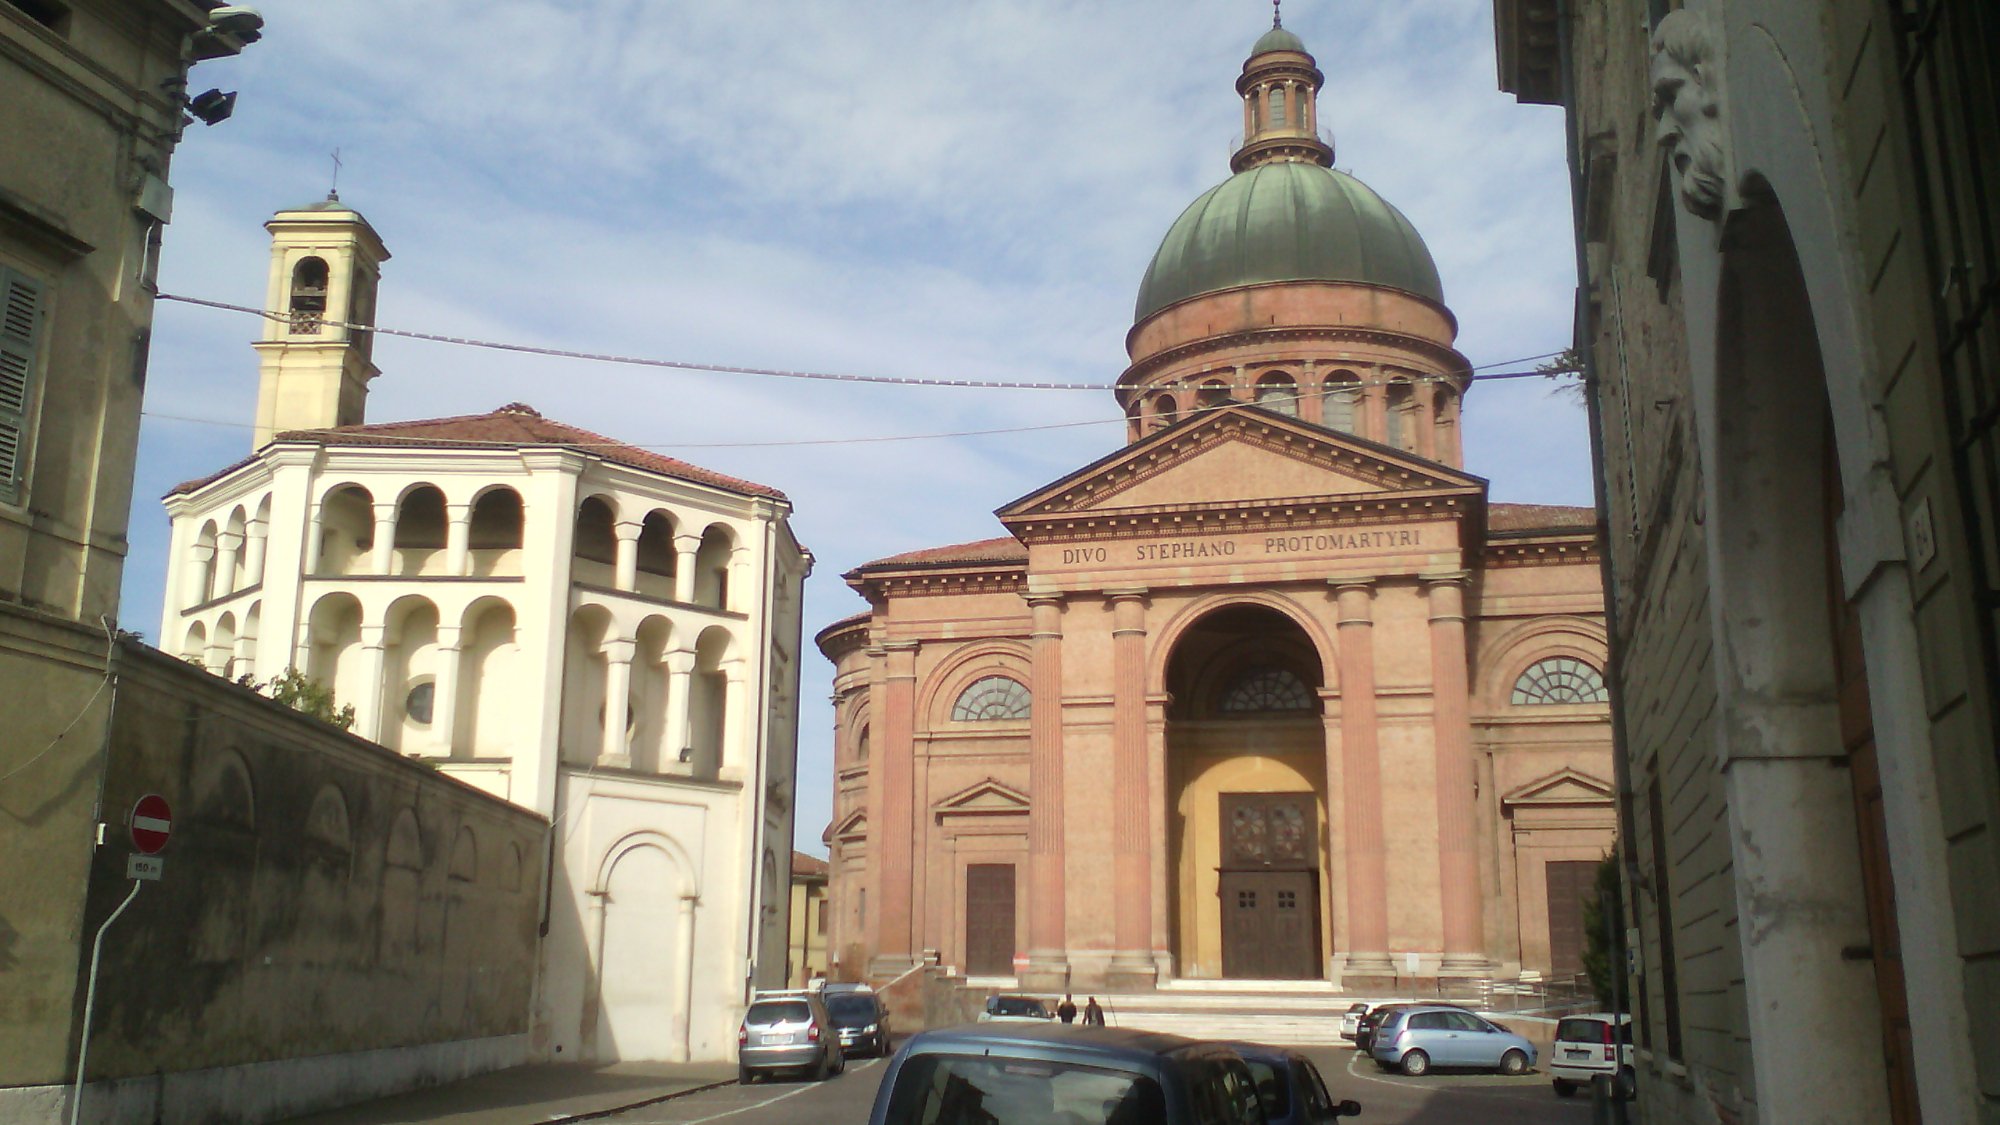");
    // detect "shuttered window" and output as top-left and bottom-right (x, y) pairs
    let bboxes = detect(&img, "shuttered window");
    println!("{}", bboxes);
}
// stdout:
(0, 267), (47, 506)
